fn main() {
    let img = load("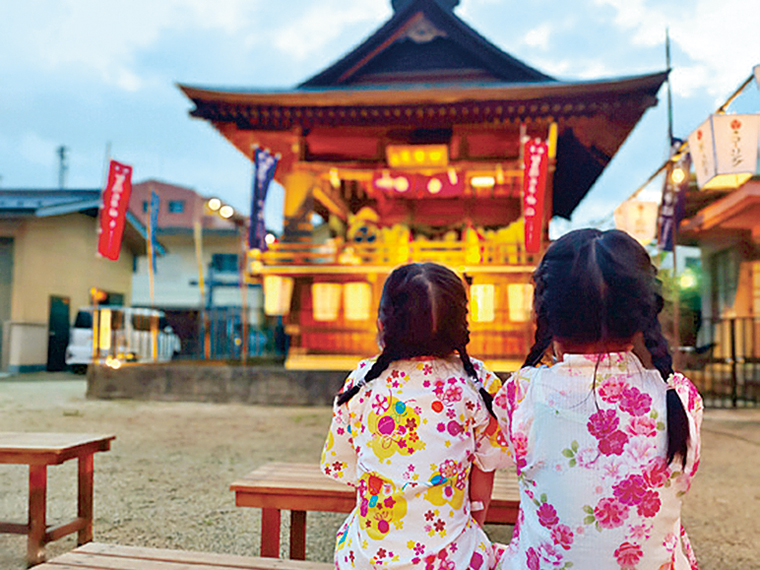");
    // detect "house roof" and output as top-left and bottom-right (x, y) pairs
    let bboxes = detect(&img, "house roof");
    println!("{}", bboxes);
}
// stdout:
(679, 178), (760, 244)
(0, 189), (164, 255)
